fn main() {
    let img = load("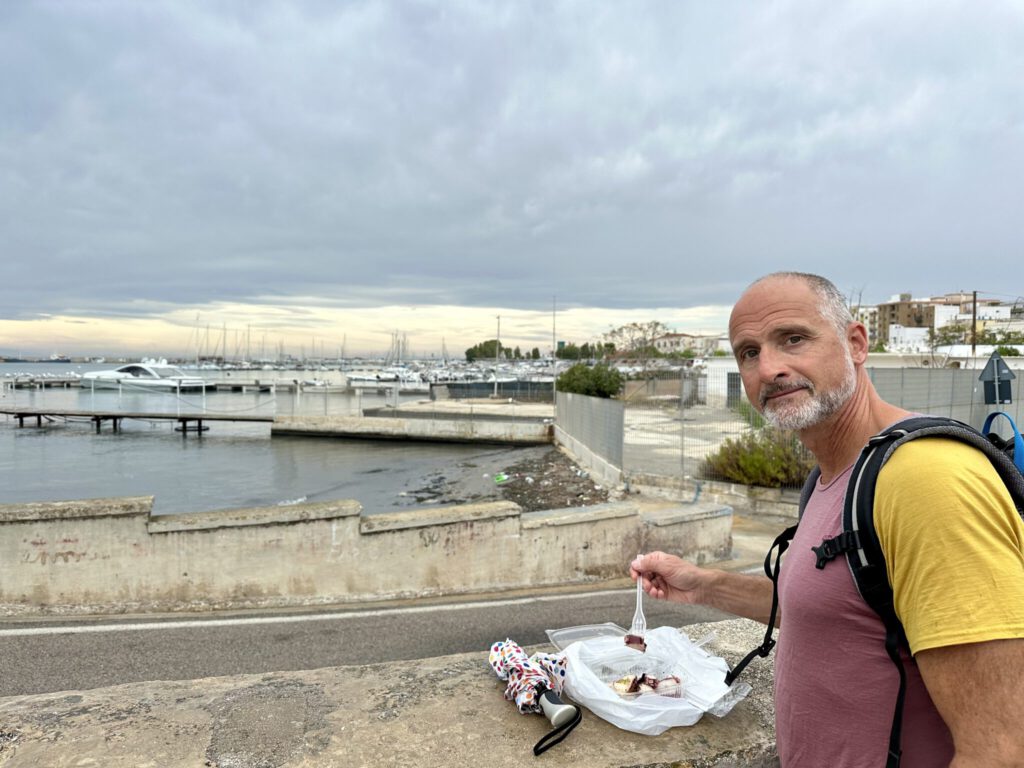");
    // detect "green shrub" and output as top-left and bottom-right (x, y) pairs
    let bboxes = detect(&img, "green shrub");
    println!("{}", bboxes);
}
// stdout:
(733, 399), (766, 430)
(556, 363), (623, 398)
(702, 428), (815, 488)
